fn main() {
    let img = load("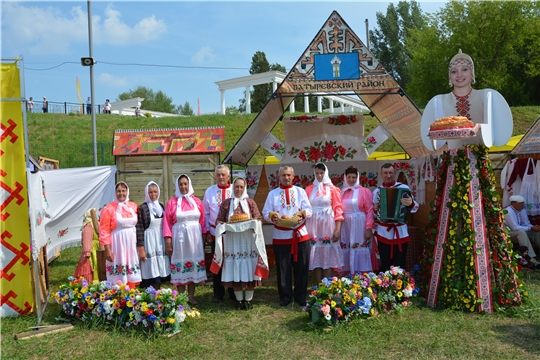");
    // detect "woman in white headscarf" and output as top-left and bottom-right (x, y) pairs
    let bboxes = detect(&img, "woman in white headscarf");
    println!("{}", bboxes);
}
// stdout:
(339, 165), (376, 275)
(136, 181), (171, 289)
(163, 174), (207, 305)
(99, 181), (141, 287)
(214, 177), (266, 310)
(305, 163), (344, 285)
